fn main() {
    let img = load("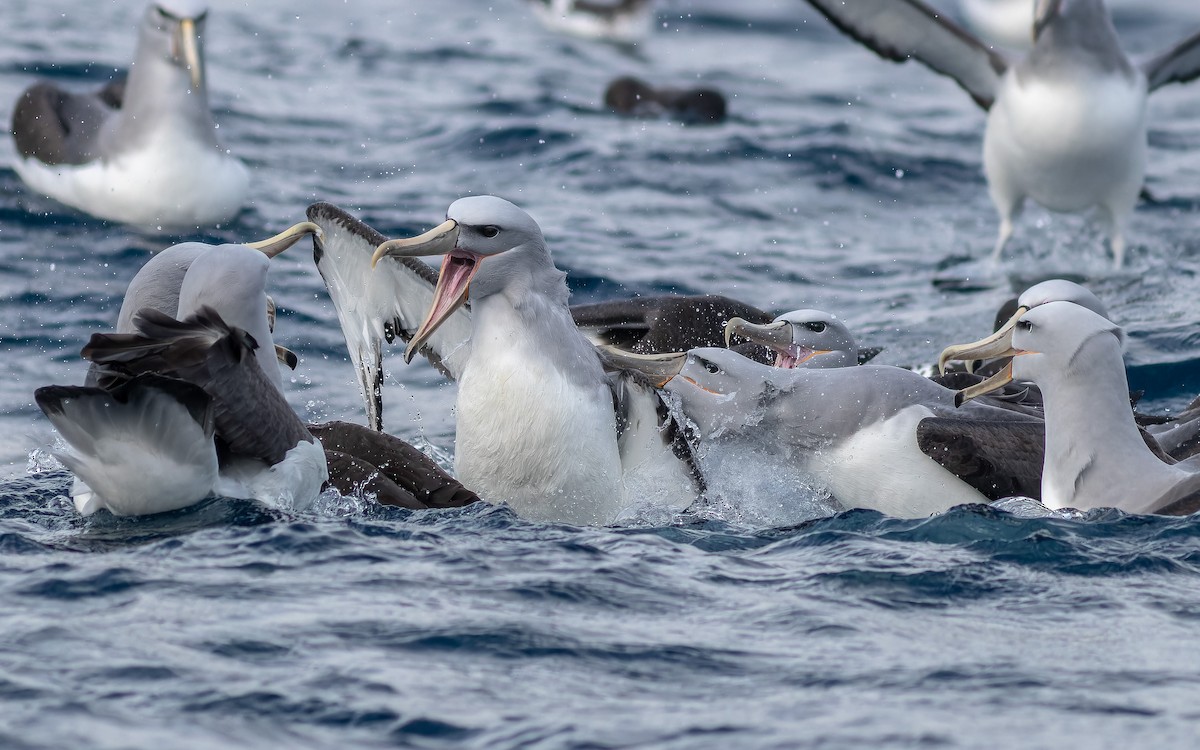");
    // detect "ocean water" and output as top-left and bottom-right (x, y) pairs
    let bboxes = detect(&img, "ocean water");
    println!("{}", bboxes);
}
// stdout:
(2, 1), (1200, 747)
